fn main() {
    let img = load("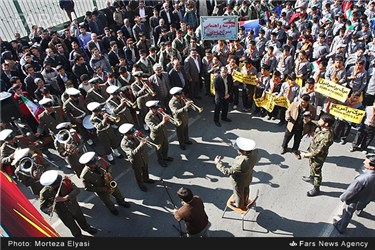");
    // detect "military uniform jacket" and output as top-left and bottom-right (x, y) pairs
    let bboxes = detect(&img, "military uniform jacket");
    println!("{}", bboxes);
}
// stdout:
(120, 136), (148, 165)
(106, 96), (128, 115)
(340, 170), (375, 210)
(80, 158), (111, 193)
(0, 141), (16, 166)
(39, 177), (81, 218)
(63, 97), (88, 119)
(37, 106), (70, 135)
(90, 112), (111, 132)
(216, 150), (259, 189)
(169, 96), (189, 124)
(307, 125), (334, 162)
(144, 110), (168, 144)
(85, 87), (109, 105)
(54, 130), (84, 158)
